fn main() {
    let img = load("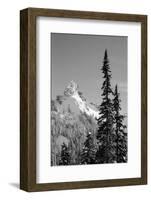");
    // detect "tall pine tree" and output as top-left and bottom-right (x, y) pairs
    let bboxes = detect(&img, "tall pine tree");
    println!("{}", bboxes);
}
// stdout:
(81, 132), (97, 164)
(113, 85), (127, 163)
(96, 50), (115, 163)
